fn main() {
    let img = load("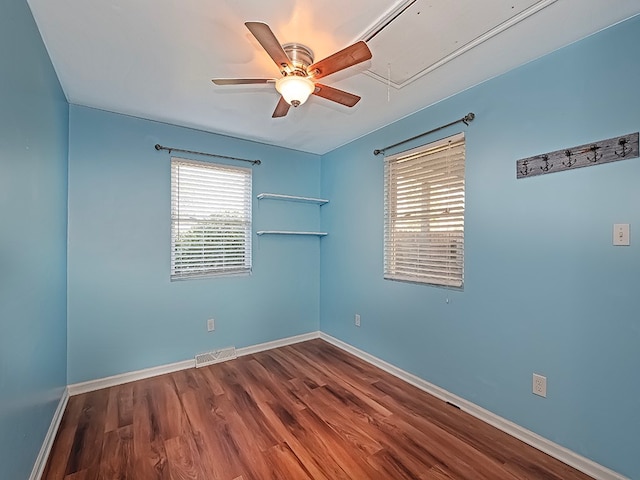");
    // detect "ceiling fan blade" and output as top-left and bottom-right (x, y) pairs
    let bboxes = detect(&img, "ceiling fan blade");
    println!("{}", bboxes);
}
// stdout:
(308, 41), (372, 80)
(212, 78), (275, 85)
(272, 96), (291, 118)
(313, 83), (361, 107)
(245, 22), (292, 73)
